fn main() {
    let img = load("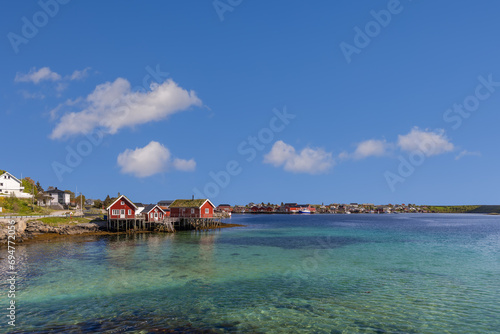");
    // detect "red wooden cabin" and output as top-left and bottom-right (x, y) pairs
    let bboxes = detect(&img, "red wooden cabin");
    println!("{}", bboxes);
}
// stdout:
(217, 204), (232, 213)
(106, 195), (137, 220)
(143, 204), (166, 222)
(170, 199), (215, 218)
(159, 206), (171, 217)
